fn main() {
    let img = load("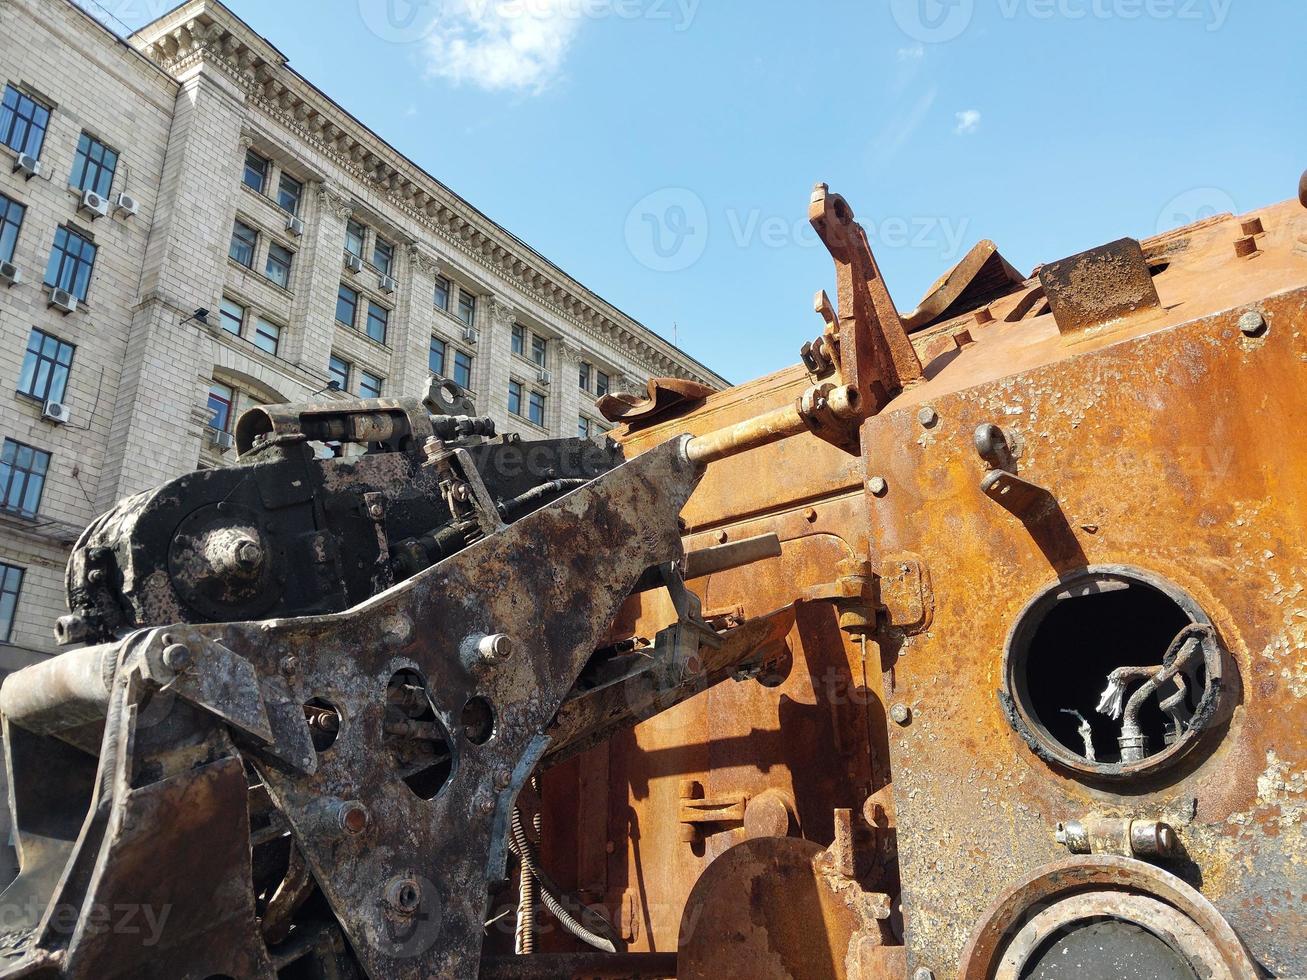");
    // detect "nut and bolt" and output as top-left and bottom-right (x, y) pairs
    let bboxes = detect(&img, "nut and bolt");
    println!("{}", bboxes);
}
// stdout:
(367, 503), (384, 520)
(384, 877), (422, 915)
(1240, 216), (1264, 236)
(337, 801), (370, 836)
(233, 539), (263, 569)
(867, 476), (888, 497)
(494, 769), (512, 790)
(162, 643), (192, 672)
(1233, 235), (1259, 258)
(279, 655), (299, 676)
(917, 406), (938, 428)
(890, 703), (912, 725)
(1238, 310), (1267, 337)
(478, 633), (514, 664)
